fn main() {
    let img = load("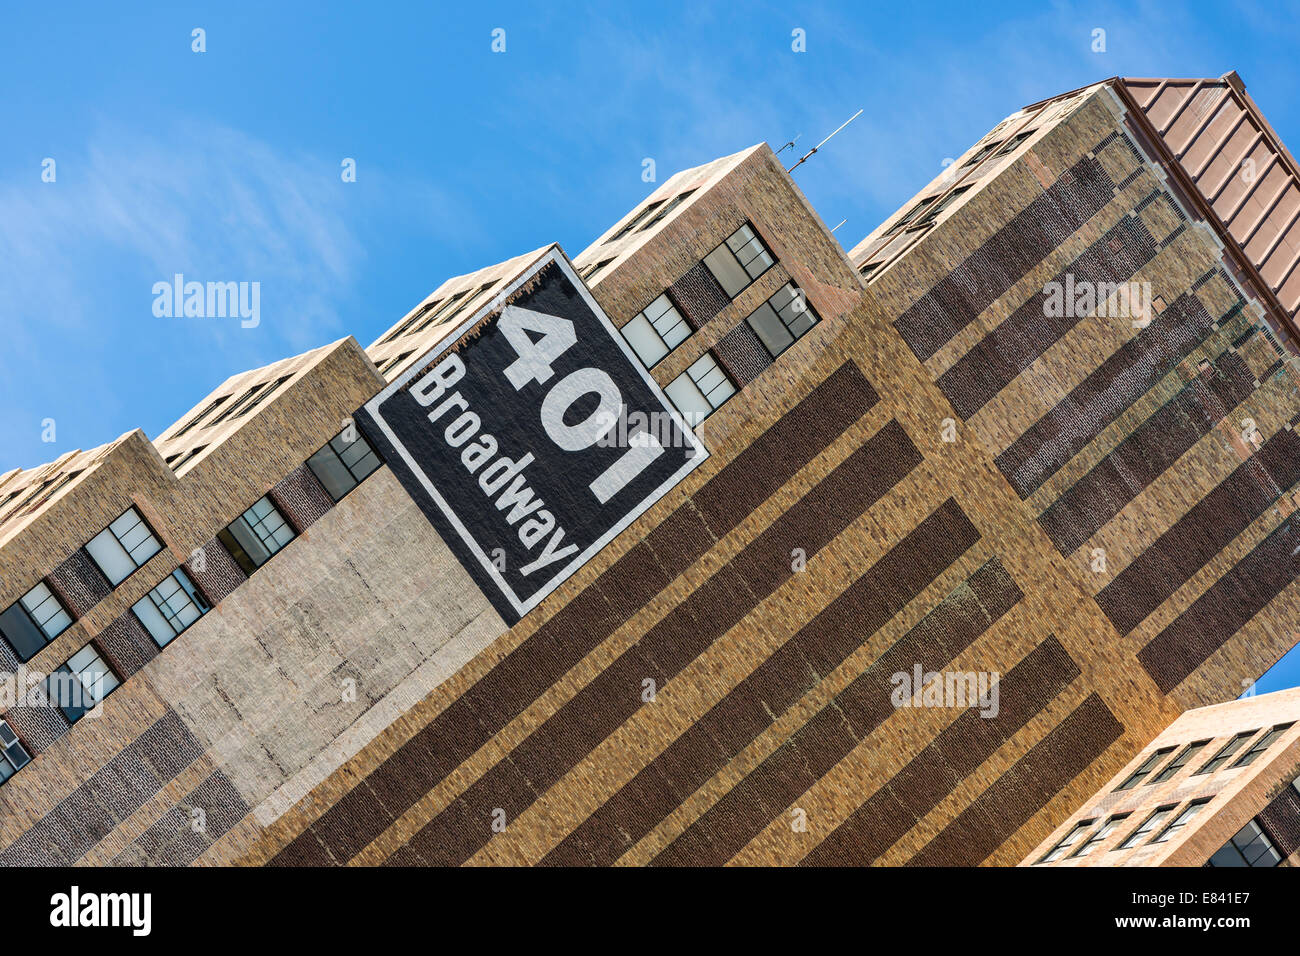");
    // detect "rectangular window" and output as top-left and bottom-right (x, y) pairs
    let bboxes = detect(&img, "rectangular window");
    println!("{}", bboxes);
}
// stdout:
(0, 581), (75, 663)
(217, 496), (296, 575)
(664, 353), (736, 424)
(47, 645), (119, 724)
(1118, 806), (1176, 849)
(916, 185), (972, 226)
(307, 428), (383, 502)
(702, 223), (775, 298)
(84, 506), (163, 585)
(638, 188), (696, 233)
(1114, 746), (1175, 791)
(1197, 731), (1259, 774)
(1230, 722), (1295, 768)
(1207, 820), (1282, 867)
(620, 294), (691, 368)
(131, 568), (210, 648)
(1148, 740), (1210, 785)
(1073, 814), (1130, 858)
(170, 395), (227, 440)
(0, 720), (31, 785)
(606, 199), (665, 244)
(746, 284), (820, 359)
(1037, 820), (1094, 863)
(1152, 799), (1210, 844)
